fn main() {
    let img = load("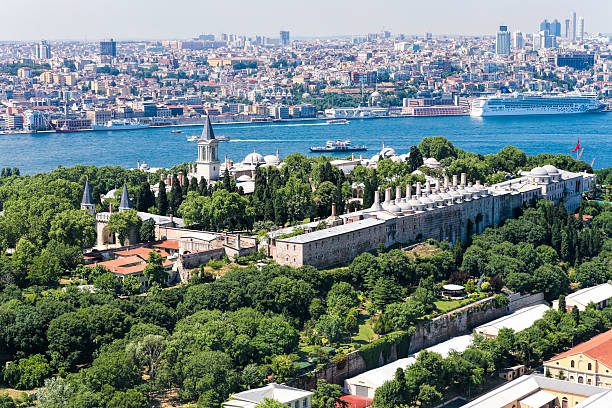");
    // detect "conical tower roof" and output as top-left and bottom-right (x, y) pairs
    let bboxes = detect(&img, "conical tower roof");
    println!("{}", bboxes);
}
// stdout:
(119, 183), (133, 211)
(82, 178), (94, 205)
(200, 112), (215, 141)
